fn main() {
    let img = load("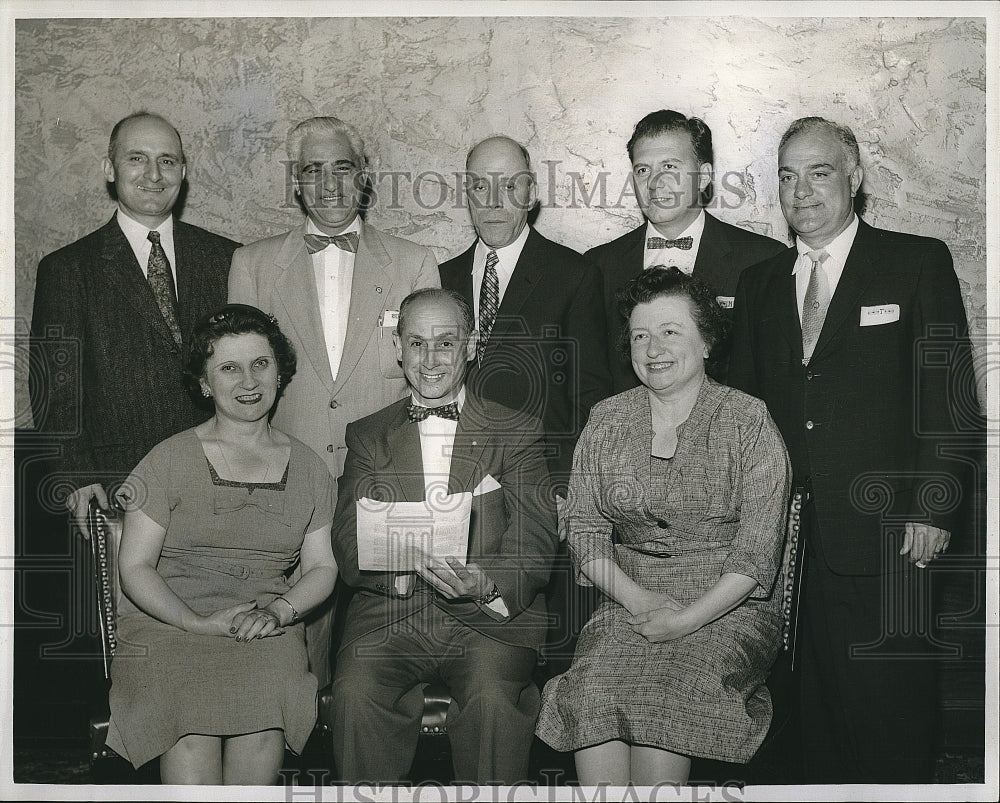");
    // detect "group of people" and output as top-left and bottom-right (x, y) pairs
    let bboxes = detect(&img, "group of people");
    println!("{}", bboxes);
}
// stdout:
(29, 106), (976, 787)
